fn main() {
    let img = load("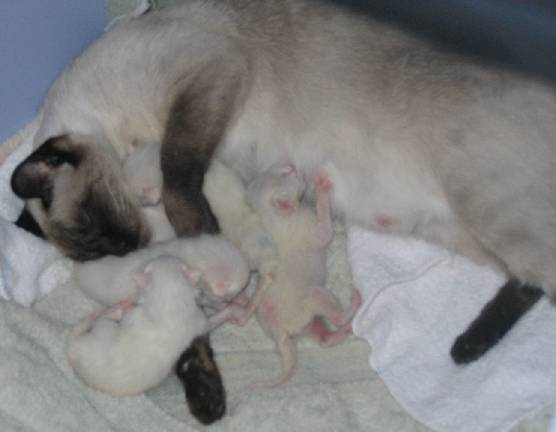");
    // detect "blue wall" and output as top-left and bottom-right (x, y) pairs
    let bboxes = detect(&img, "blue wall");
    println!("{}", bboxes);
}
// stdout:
(0, 1), (105, 142)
